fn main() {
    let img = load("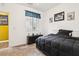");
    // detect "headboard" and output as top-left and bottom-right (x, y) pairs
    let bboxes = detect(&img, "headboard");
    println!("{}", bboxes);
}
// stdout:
(58, 29), (73, 37)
